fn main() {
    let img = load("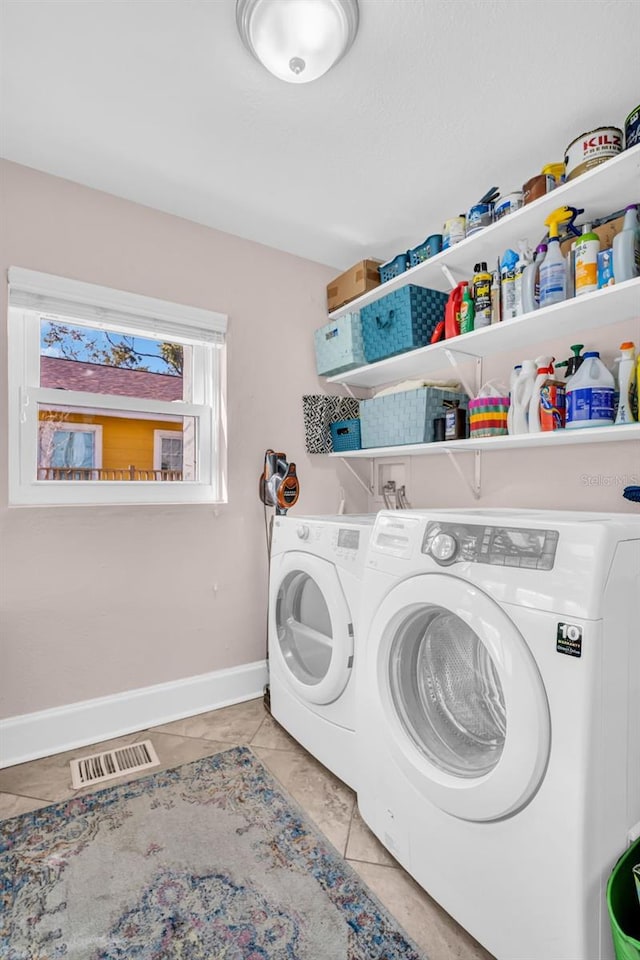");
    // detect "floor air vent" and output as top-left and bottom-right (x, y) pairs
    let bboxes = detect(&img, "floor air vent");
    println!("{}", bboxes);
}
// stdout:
(70, 740), (160, 789)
